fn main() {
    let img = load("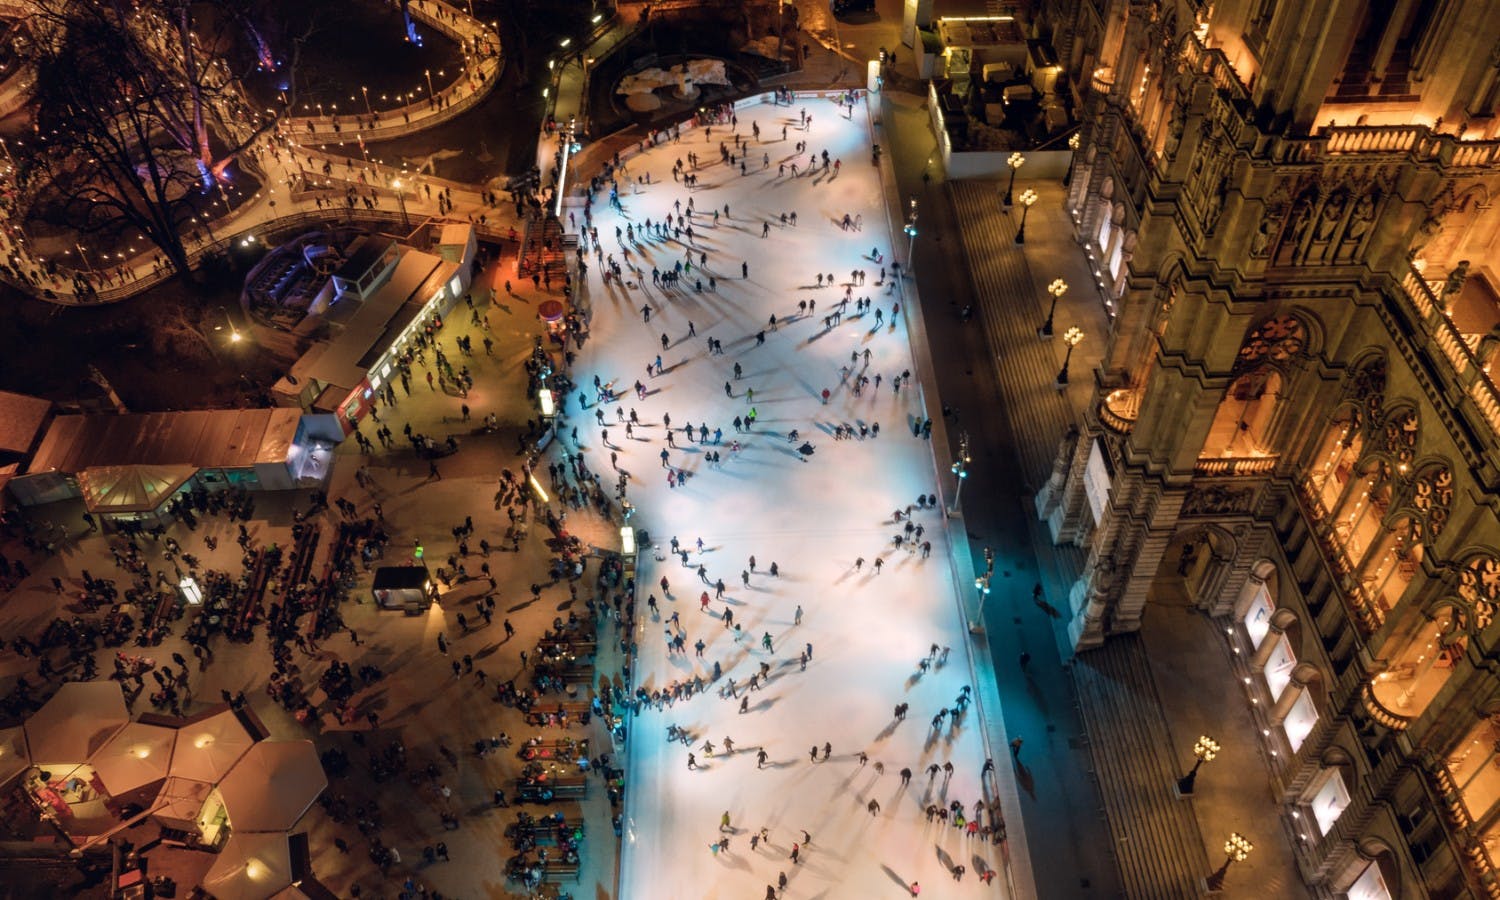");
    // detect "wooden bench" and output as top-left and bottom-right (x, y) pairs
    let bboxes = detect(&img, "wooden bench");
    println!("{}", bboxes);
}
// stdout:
(542, 860), (581, 883)
(505, 817), (584, 841)
(514, 777), (588, 801)
(523, 701), (591, 727)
